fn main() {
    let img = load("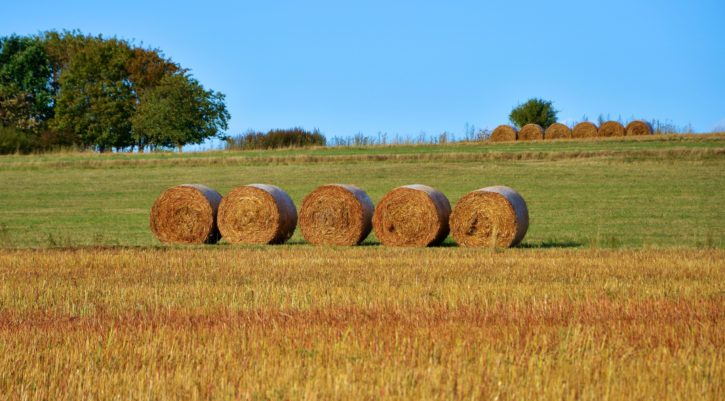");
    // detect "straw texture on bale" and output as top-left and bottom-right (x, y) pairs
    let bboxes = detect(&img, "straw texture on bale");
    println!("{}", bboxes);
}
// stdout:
(299, 184), (374, 246)
(217, 184), (297, 244)
(373, 185), (451, 247)
(150, 184), (222, 244)
(572, 122), (599, 138)
(599, 121), (626, 137)
(626, 120), (653, 136)
(518, 124), (544, 141)
(490, 125), (518, 142)
(544, 123), (572, 140)
(450, 186), (529, 248)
